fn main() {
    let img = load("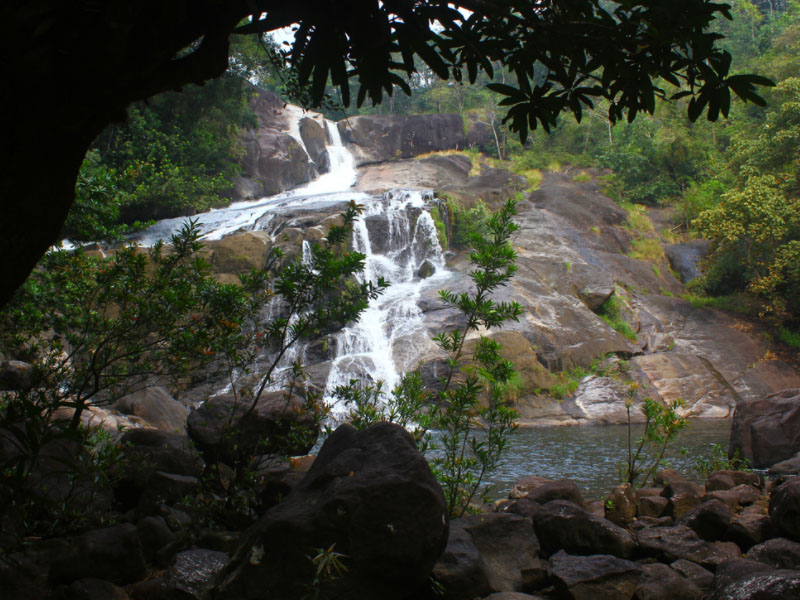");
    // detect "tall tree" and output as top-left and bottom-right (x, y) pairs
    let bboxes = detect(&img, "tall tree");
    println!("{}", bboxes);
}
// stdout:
(2, 1), (770, 307)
